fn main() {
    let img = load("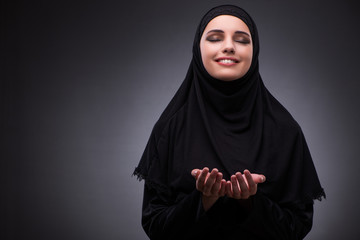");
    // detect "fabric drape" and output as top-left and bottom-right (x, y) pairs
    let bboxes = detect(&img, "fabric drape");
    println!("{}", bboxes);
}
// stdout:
(134, 4), (325, 239)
